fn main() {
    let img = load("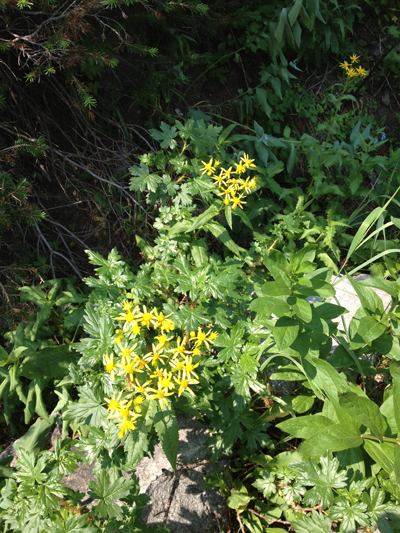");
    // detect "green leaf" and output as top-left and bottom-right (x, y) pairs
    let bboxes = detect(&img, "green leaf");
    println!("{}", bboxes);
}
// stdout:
(289, 454), (347, 508)
(273, 317), (299, 350)
(291, 395), (315, 413)
(177, 305), (209, 331)
(150, 122), (178, 149)
(205, 221), (245, 256)
(264, 251), (291, 287)
(227, 488), (251, 510)
(214, 321), (245, 363)
(20, 344), (79, 381)
(278, 414), (334, 439)
(363, 439), (394, 474)
(252, 471), (277, 497)
(275, 8), (288, 44)
(330, 498), (369, 532)
(88, 469), (135, 519)
(300, 423), (363, 456)
(291, 510), (332, 533)
(293, 298), (312, 323)
(186, 204), (219, 233)
(125, 399), (156, 466)
(63, 385), (107, 428)
(391, 361), (400, 434)
(288, 0), (303, 26)
(154, 405), (179, 472)
(249, 296), (291, 318)
(338, 391), (387, 440)
(225, 204), (232, 229)
(129, 163), (163, 192)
